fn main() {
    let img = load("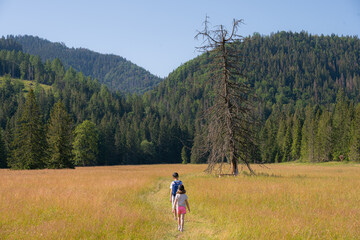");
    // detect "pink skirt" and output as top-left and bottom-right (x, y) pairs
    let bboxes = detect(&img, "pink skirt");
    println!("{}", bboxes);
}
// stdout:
(177, 206), (186, 214)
